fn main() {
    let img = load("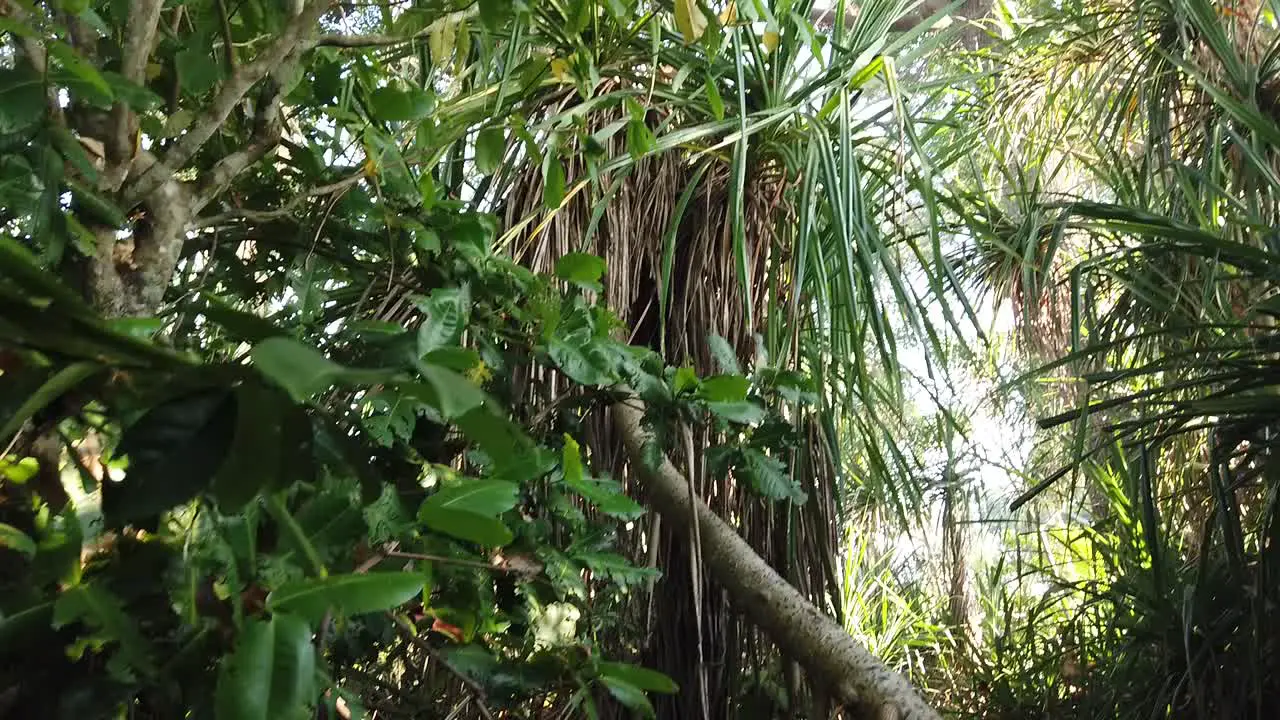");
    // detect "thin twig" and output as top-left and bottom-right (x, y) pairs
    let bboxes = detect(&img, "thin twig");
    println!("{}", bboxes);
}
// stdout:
(214, 0), (238, 71)
(195, 172), (365, 227)
(387, 613), (497, 720)
(386, 550), (513, 573)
